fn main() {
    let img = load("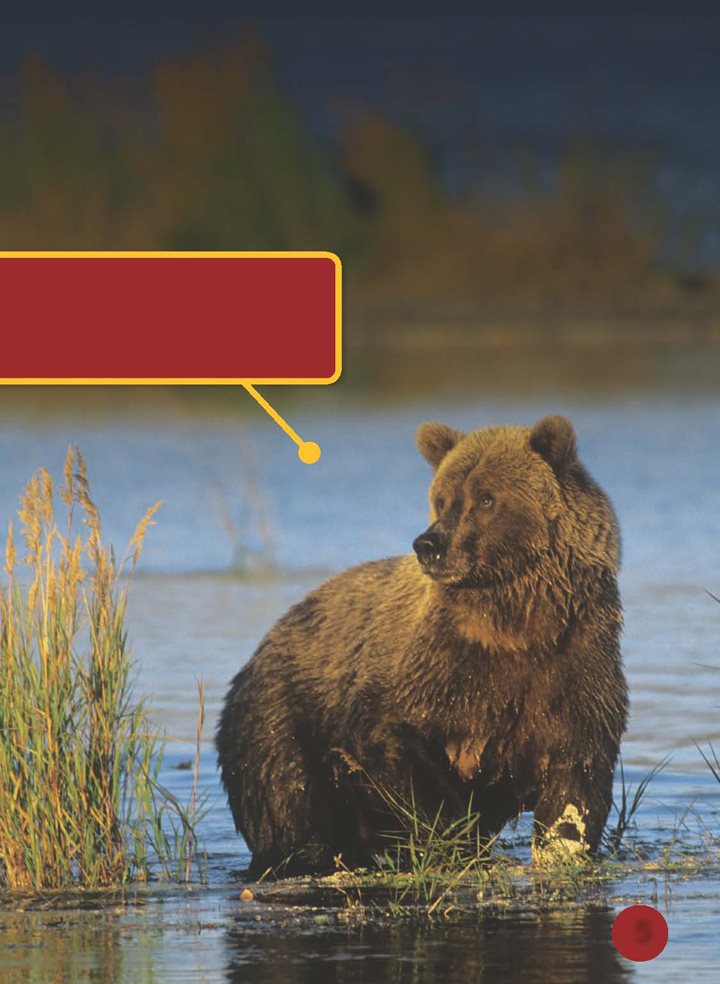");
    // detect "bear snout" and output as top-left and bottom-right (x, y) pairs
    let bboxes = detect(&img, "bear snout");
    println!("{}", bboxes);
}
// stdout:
(413, 525), (449, 573)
